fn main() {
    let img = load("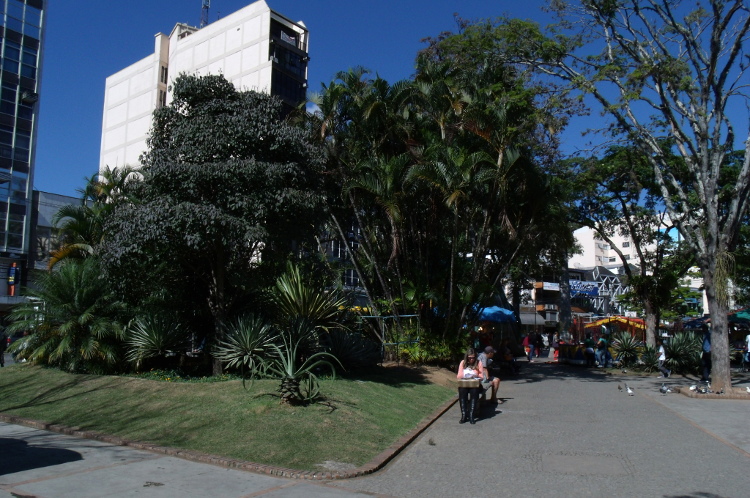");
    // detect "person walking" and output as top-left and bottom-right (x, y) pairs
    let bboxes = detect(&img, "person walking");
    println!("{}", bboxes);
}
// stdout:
(656, 339), (671, 378)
